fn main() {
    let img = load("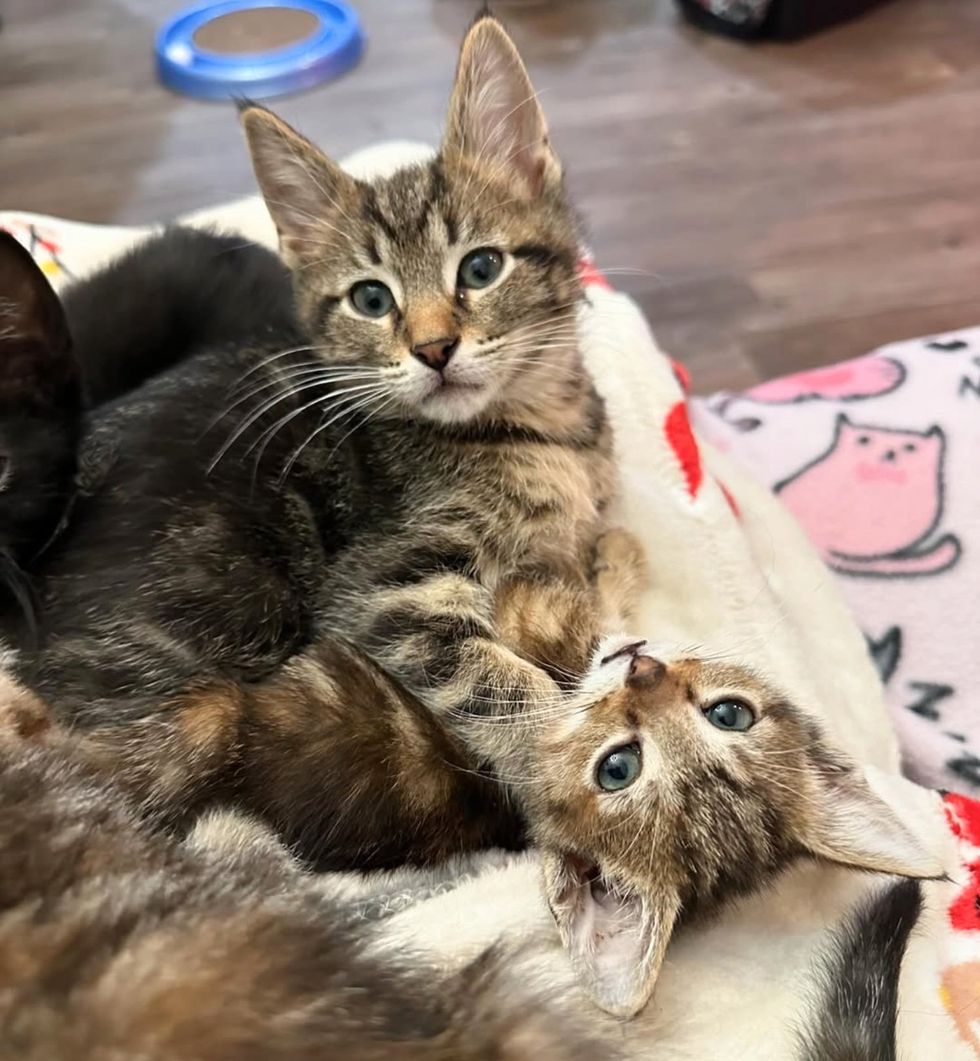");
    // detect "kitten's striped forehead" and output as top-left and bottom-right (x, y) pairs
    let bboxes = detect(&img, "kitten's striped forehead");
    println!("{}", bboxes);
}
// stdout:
(366, 163), (459, 252)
